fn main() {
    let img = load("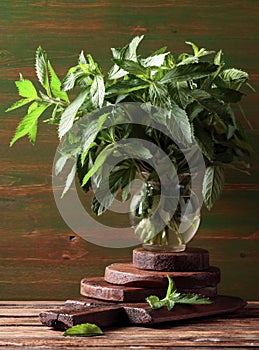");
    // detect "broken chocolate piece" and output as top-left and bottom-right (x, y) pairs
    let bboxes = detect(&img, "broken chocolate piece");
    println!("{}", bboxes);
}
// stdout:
(39, 304), (126, 330)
